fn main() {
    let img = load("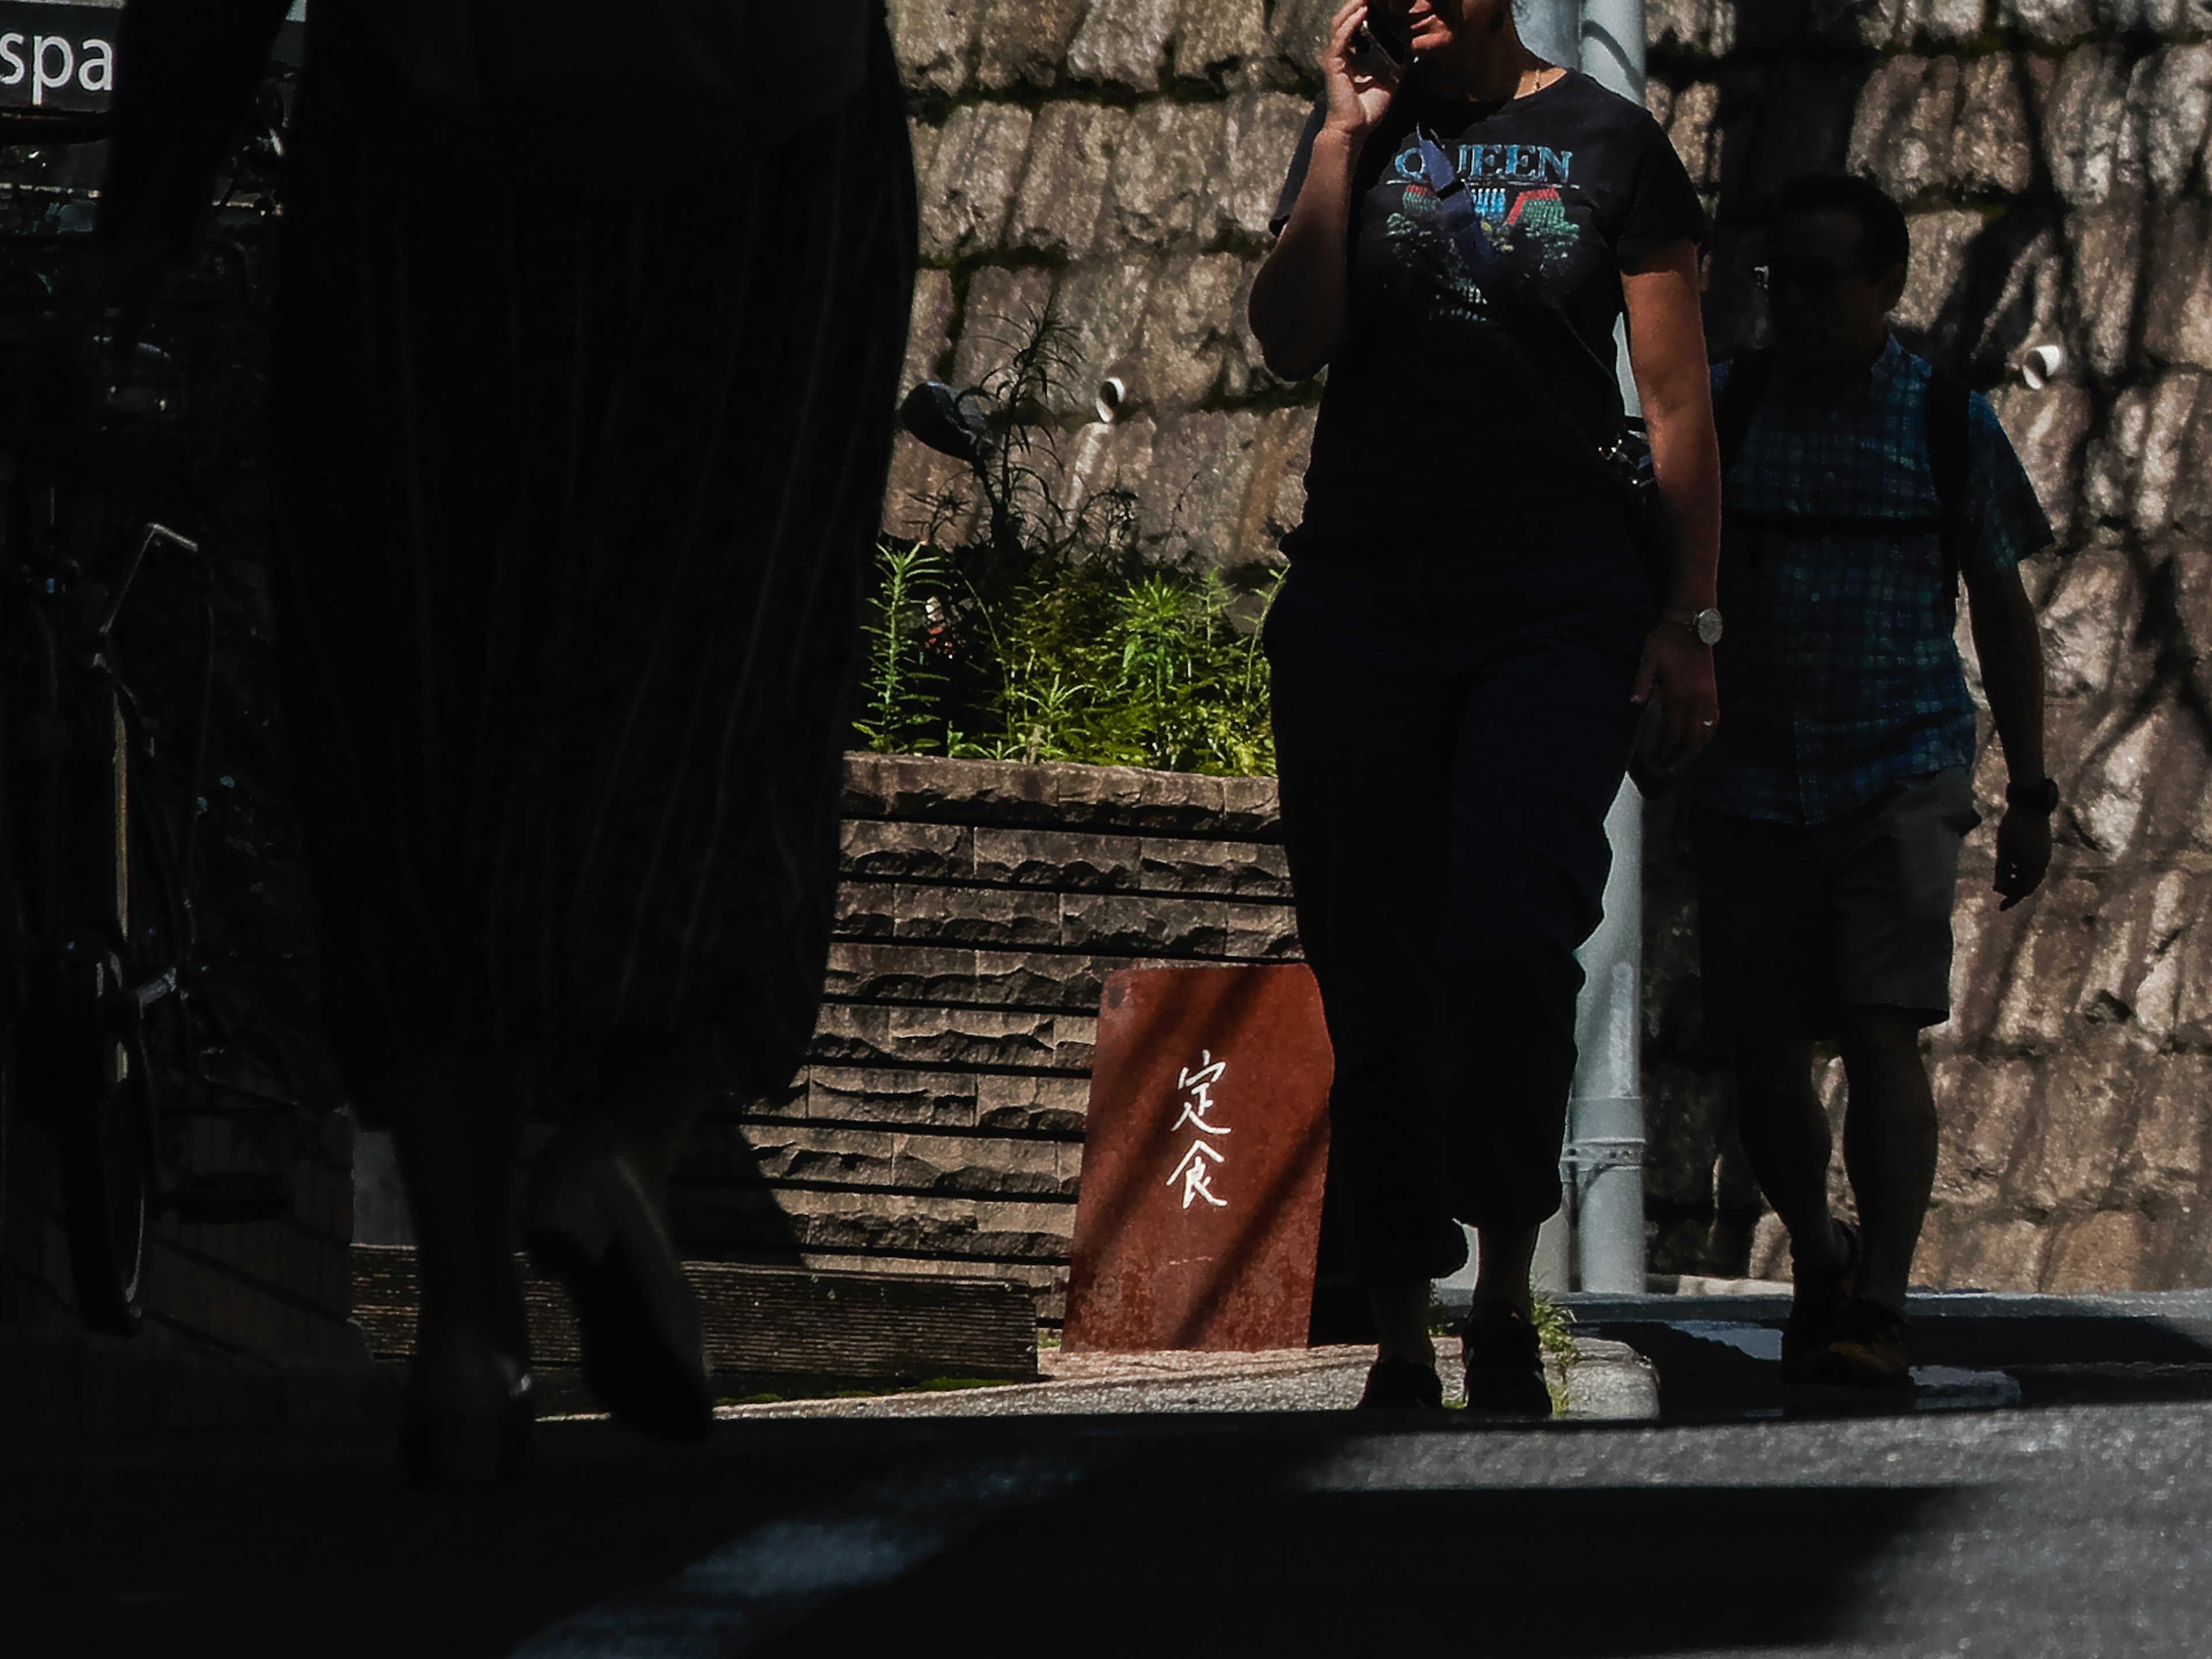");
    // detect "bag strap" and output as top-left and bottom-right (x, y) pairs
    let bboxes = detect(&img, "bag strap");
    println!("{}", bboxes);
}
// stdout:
(1923, 361), (1973, 620)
